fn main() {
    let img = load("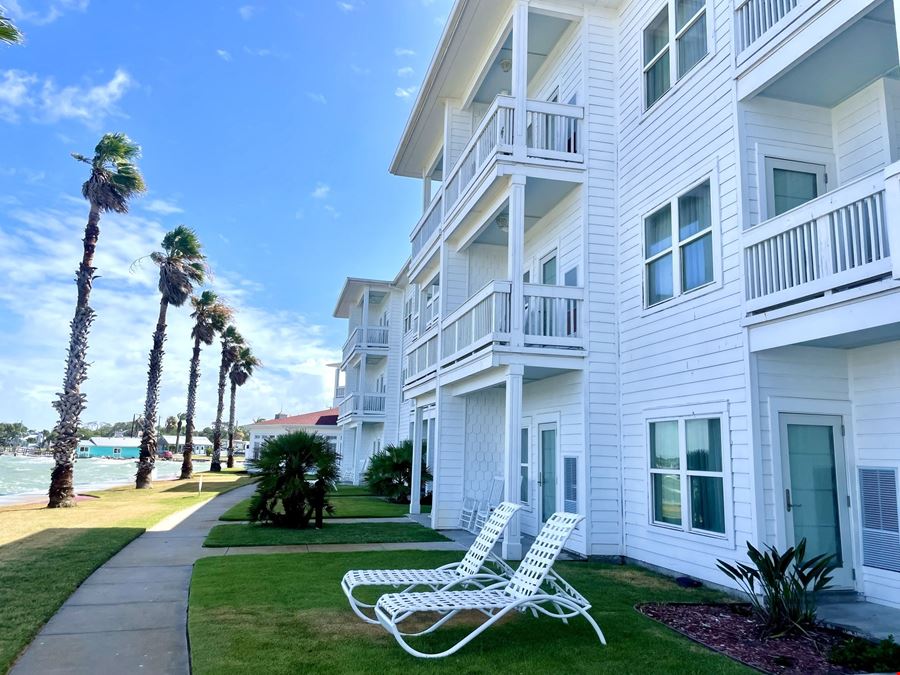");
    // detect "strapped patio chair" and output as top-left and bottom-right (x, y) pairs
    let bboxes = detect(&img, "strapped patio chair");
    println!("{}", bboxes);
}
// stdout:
(374, 512), (606, 659)
(341, 502), (521, 623)
(471, 476), (504, 534)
